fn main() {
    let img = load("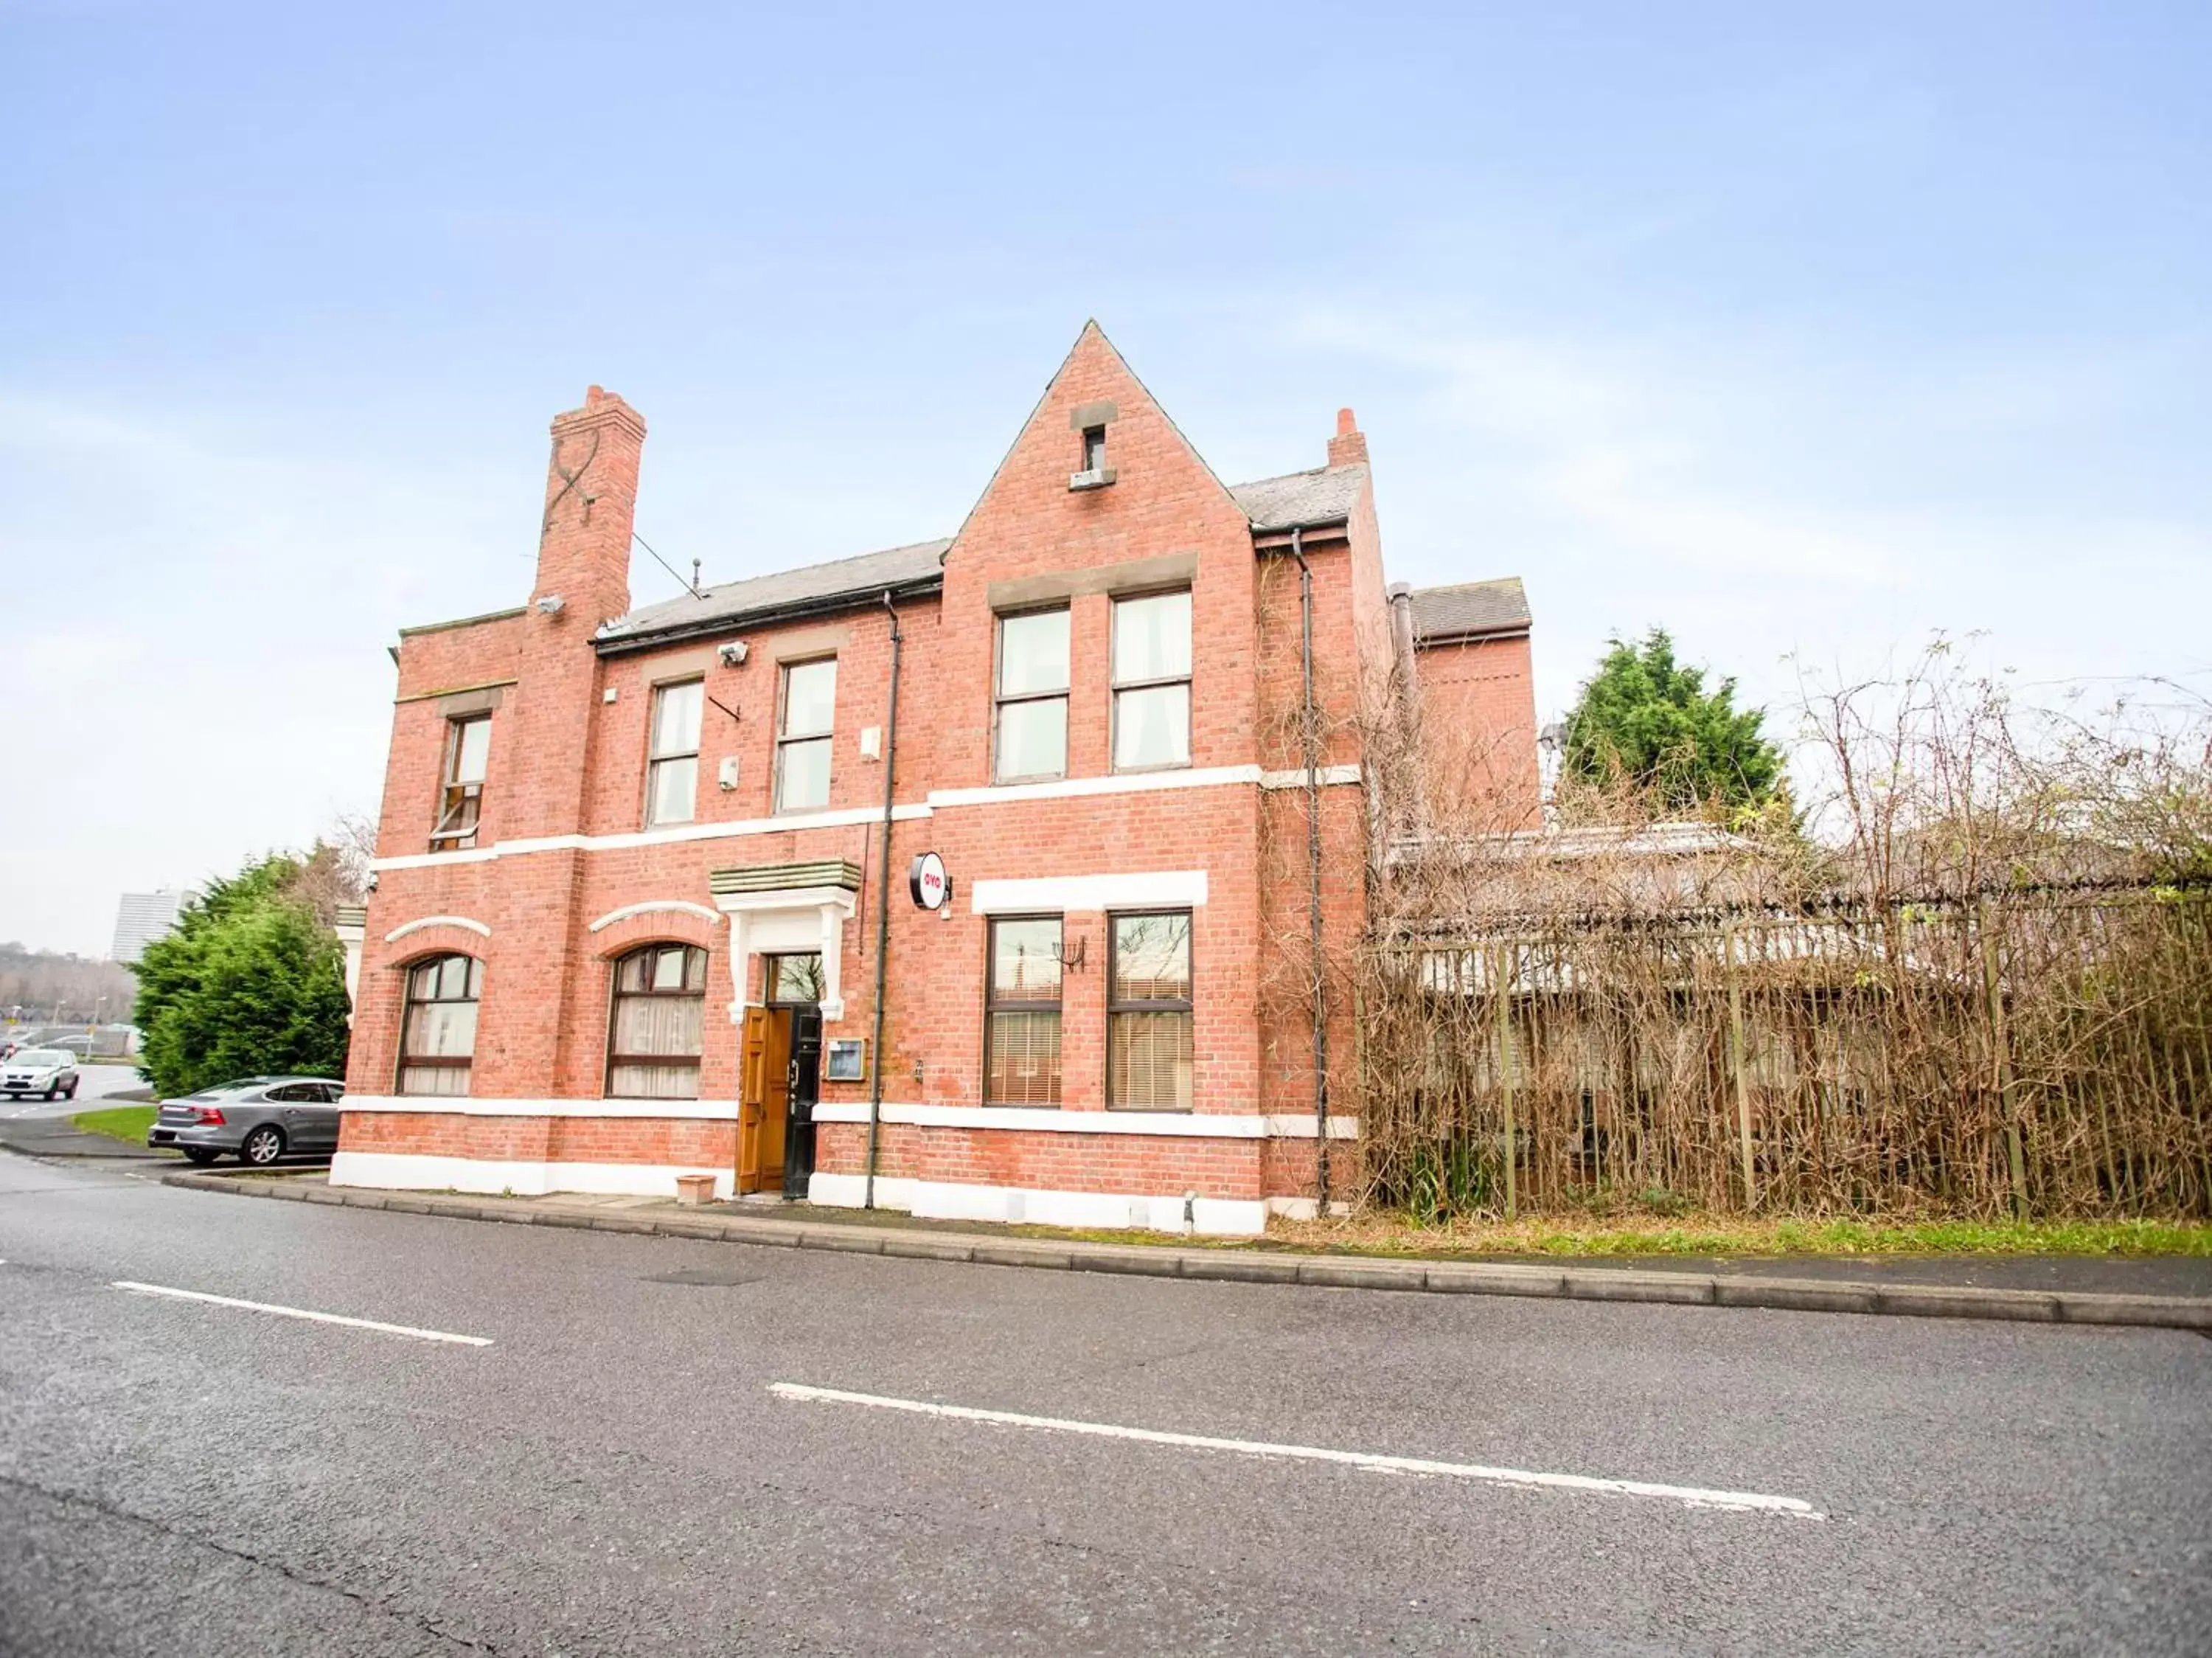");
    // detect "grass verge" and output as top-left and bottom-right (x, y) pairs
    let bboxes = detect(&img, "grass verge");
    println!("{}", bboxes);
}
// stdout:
(71, 1105), (158, 1145)
(1264, 1213), (2212, 1259)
